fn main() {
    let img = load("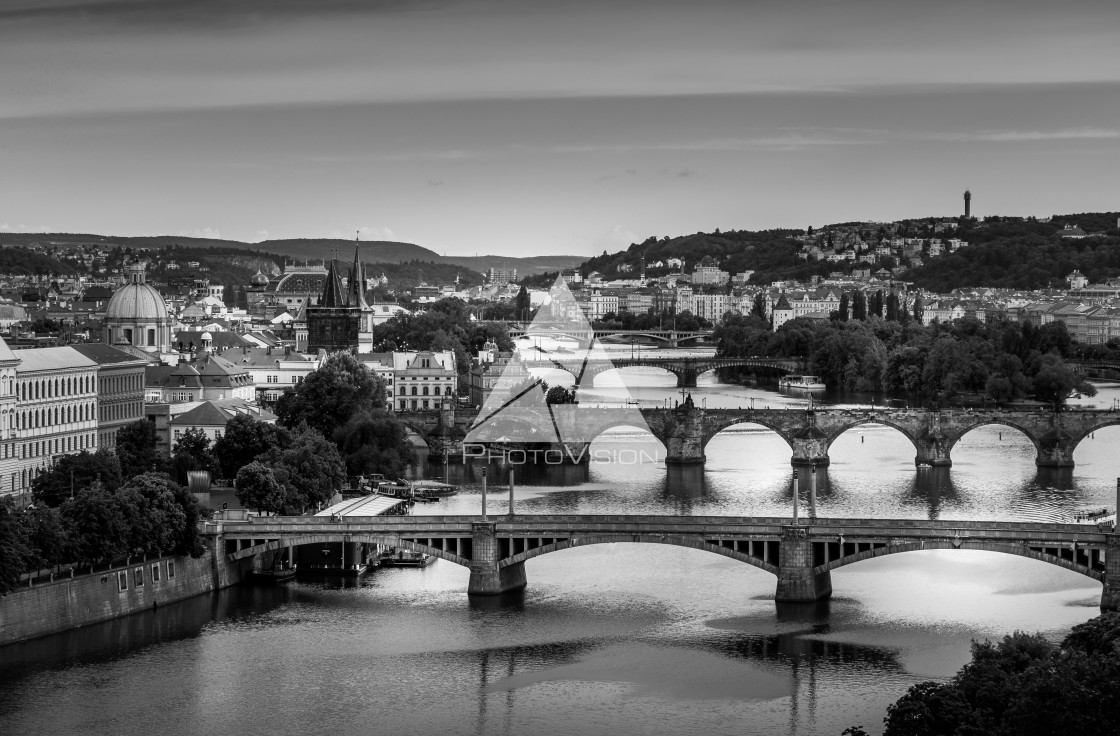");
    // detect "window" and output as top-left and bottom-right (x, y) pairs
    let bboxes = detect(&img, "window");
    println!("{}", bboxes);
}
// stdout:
(152, 563), (161, 582)
(134, 567), (144, 587)
(174, 430), (182, 440)
(118, 570), (128, 591)
(411, 386), (417, 396)
(167, 561), (176, 579)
